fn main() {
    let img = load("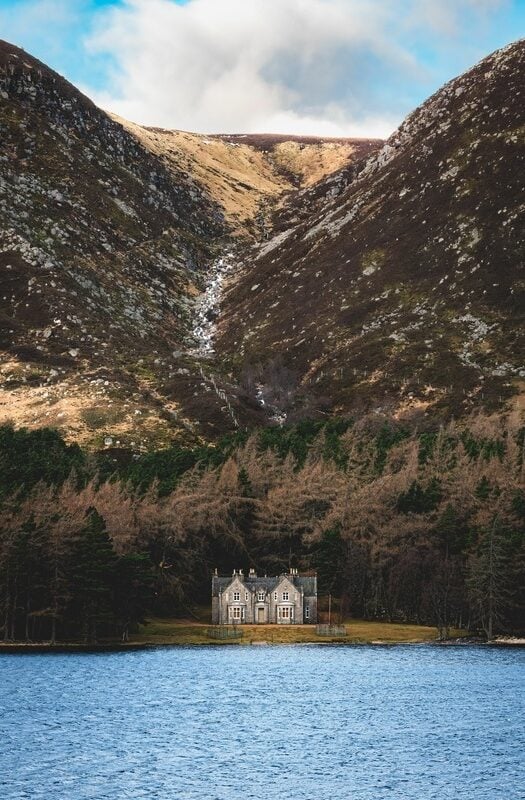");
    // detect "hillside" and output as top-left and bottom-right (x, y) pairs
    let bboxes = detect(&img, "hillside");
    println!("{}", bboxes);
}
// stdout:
(215, 40), (525, 425)
(0, 40), (231, 448)
(1, 38), (524, 448)
(0, 40), (373, 447)
(113, 118), (379, 237)
(0, 36), (524, 644)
